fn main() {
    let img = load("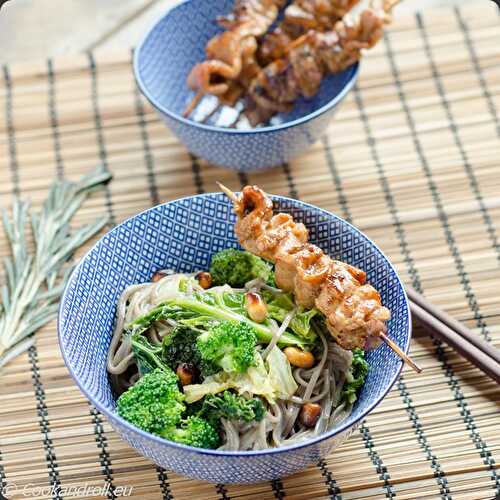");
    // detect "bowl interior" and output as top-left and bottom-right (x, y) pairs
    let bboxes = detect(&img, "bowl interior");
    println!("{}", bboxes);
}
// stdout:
(135, 0), (358, 128)
(59, 194), (410, 450)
